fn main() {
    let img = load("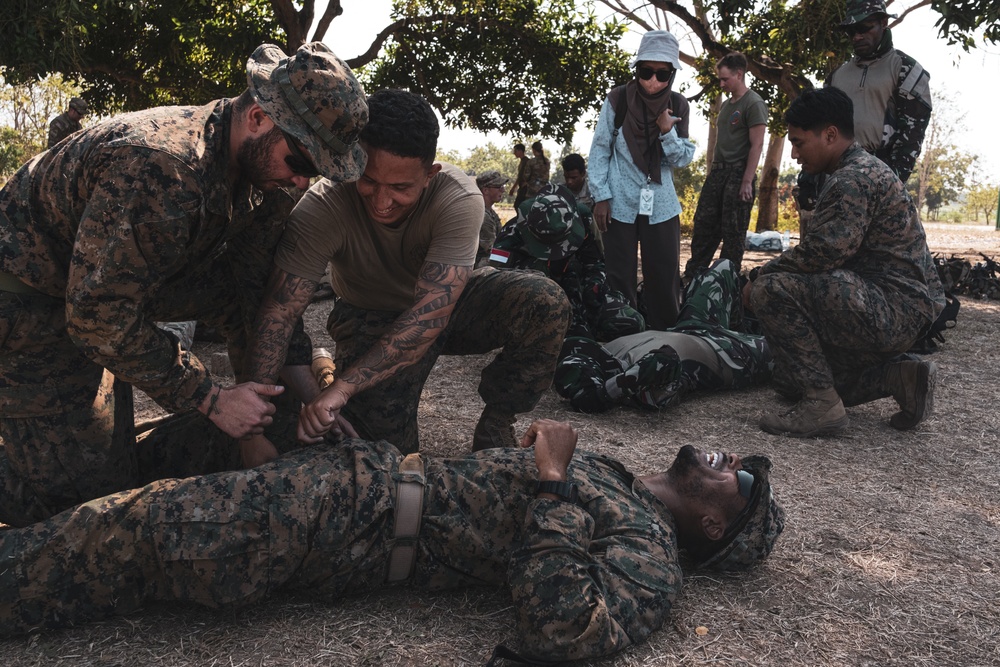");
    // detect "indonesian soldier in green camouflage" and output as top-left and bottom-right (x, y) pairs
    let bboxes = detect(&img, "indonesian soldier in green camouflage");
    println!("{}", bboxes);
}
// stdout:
(243, 90), (571, 459)
(555, 259), (772, 412)
(475, 170), (508, 267)
(0, 43), (368, 527)
(490, 183), (645, 343)
(0, 419), (784, 664)
(747, 88), (944, 438)
(46, 97), (88, 148)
